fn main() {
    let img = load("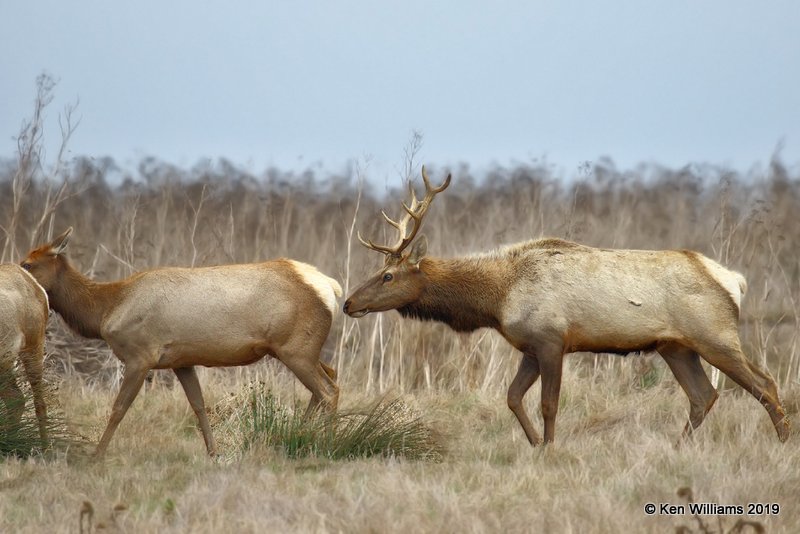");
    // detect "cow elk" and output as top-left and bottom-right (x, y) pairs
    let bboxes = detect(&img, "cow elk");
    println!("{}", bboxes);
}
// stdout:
(22, 228), (342, 457)
(344, 167), (790, 445)
(0, 264), (50, 447)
